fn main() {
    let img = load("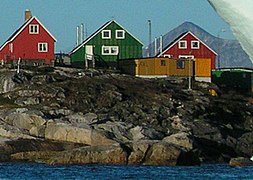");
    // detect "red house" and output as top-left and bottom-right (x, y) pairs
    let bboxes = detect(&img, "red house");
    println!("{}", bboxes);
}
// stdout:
(0, 10), (56, 65)
(158, 31), (217, 69)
